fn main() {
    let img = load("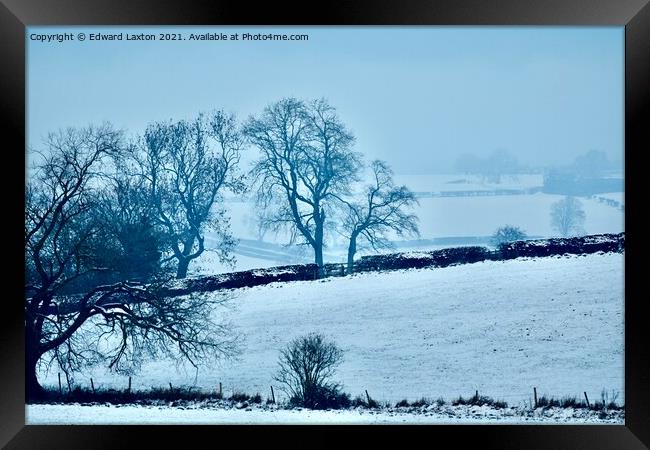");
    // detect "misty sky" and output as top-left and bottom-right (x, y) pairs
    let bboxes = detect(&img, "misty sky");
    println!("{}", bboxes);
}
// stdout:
(27, 26), (623, 174)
